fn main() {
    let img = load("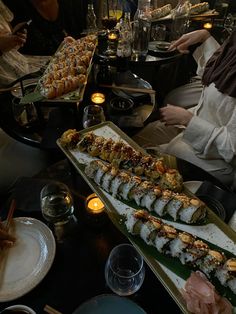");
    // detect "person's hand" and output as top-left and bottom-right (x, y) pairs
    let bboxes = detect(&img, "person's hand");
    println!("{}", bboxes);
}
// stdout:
(0, 32), (27, 53)
(169, 30), (211, 54)
(159, 104), (193, 126)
